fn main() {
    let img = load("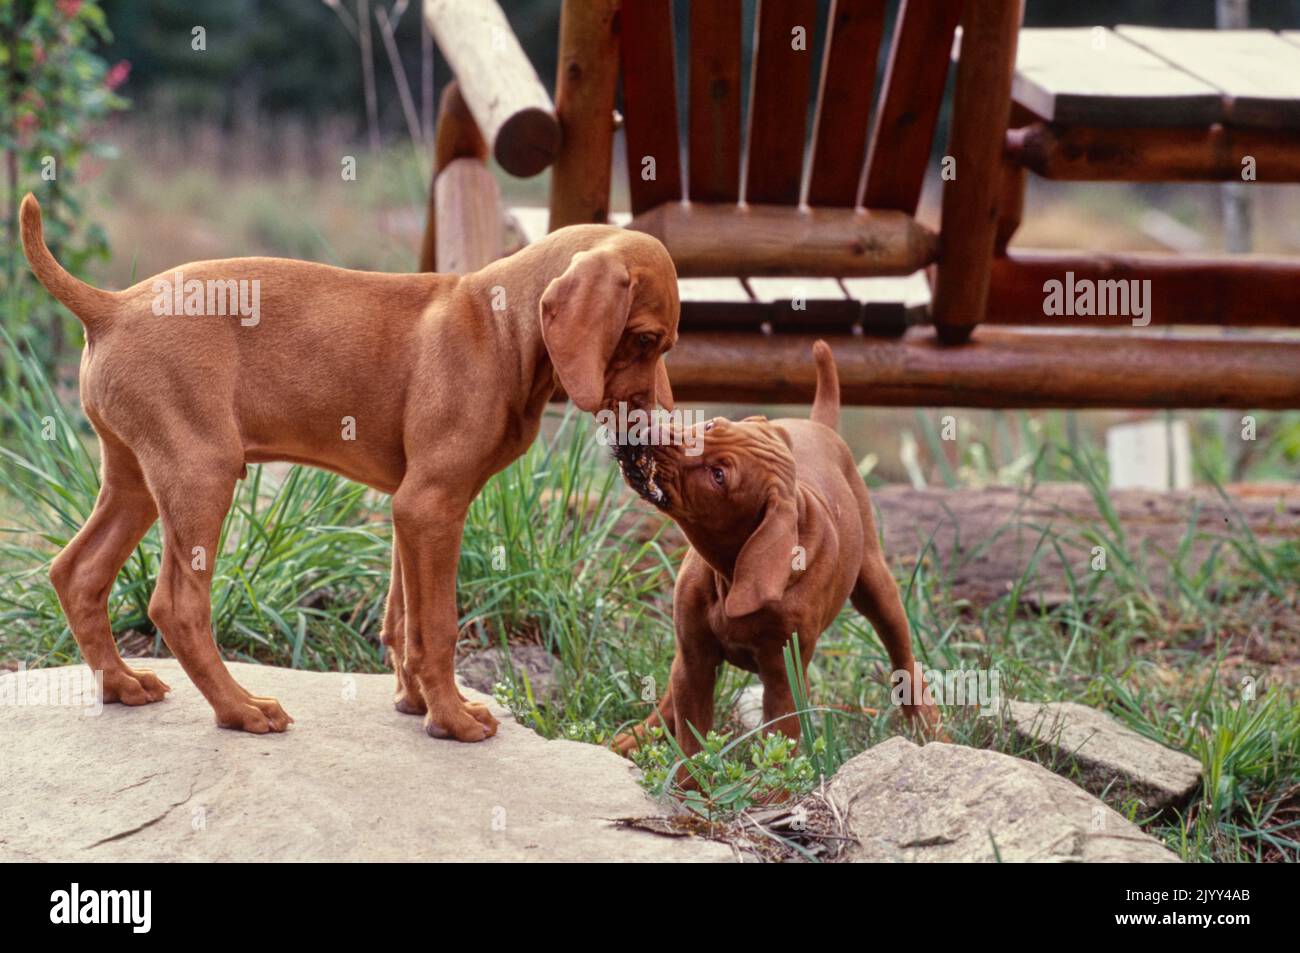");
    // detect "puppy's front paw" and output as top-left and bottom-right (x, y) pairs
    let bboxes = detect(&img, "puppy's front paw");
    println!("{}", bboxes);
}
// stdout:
(424, 698), (498, 742)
